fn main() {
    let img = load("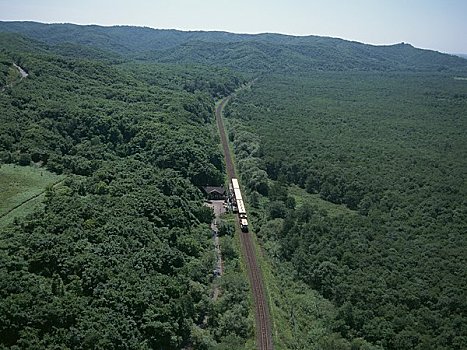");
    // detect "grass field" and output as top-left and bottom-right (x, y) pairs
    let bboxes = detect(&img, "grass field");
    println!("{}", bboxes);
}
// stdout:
(0, 164), (64, 227)
(288, 184), (356, 217)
